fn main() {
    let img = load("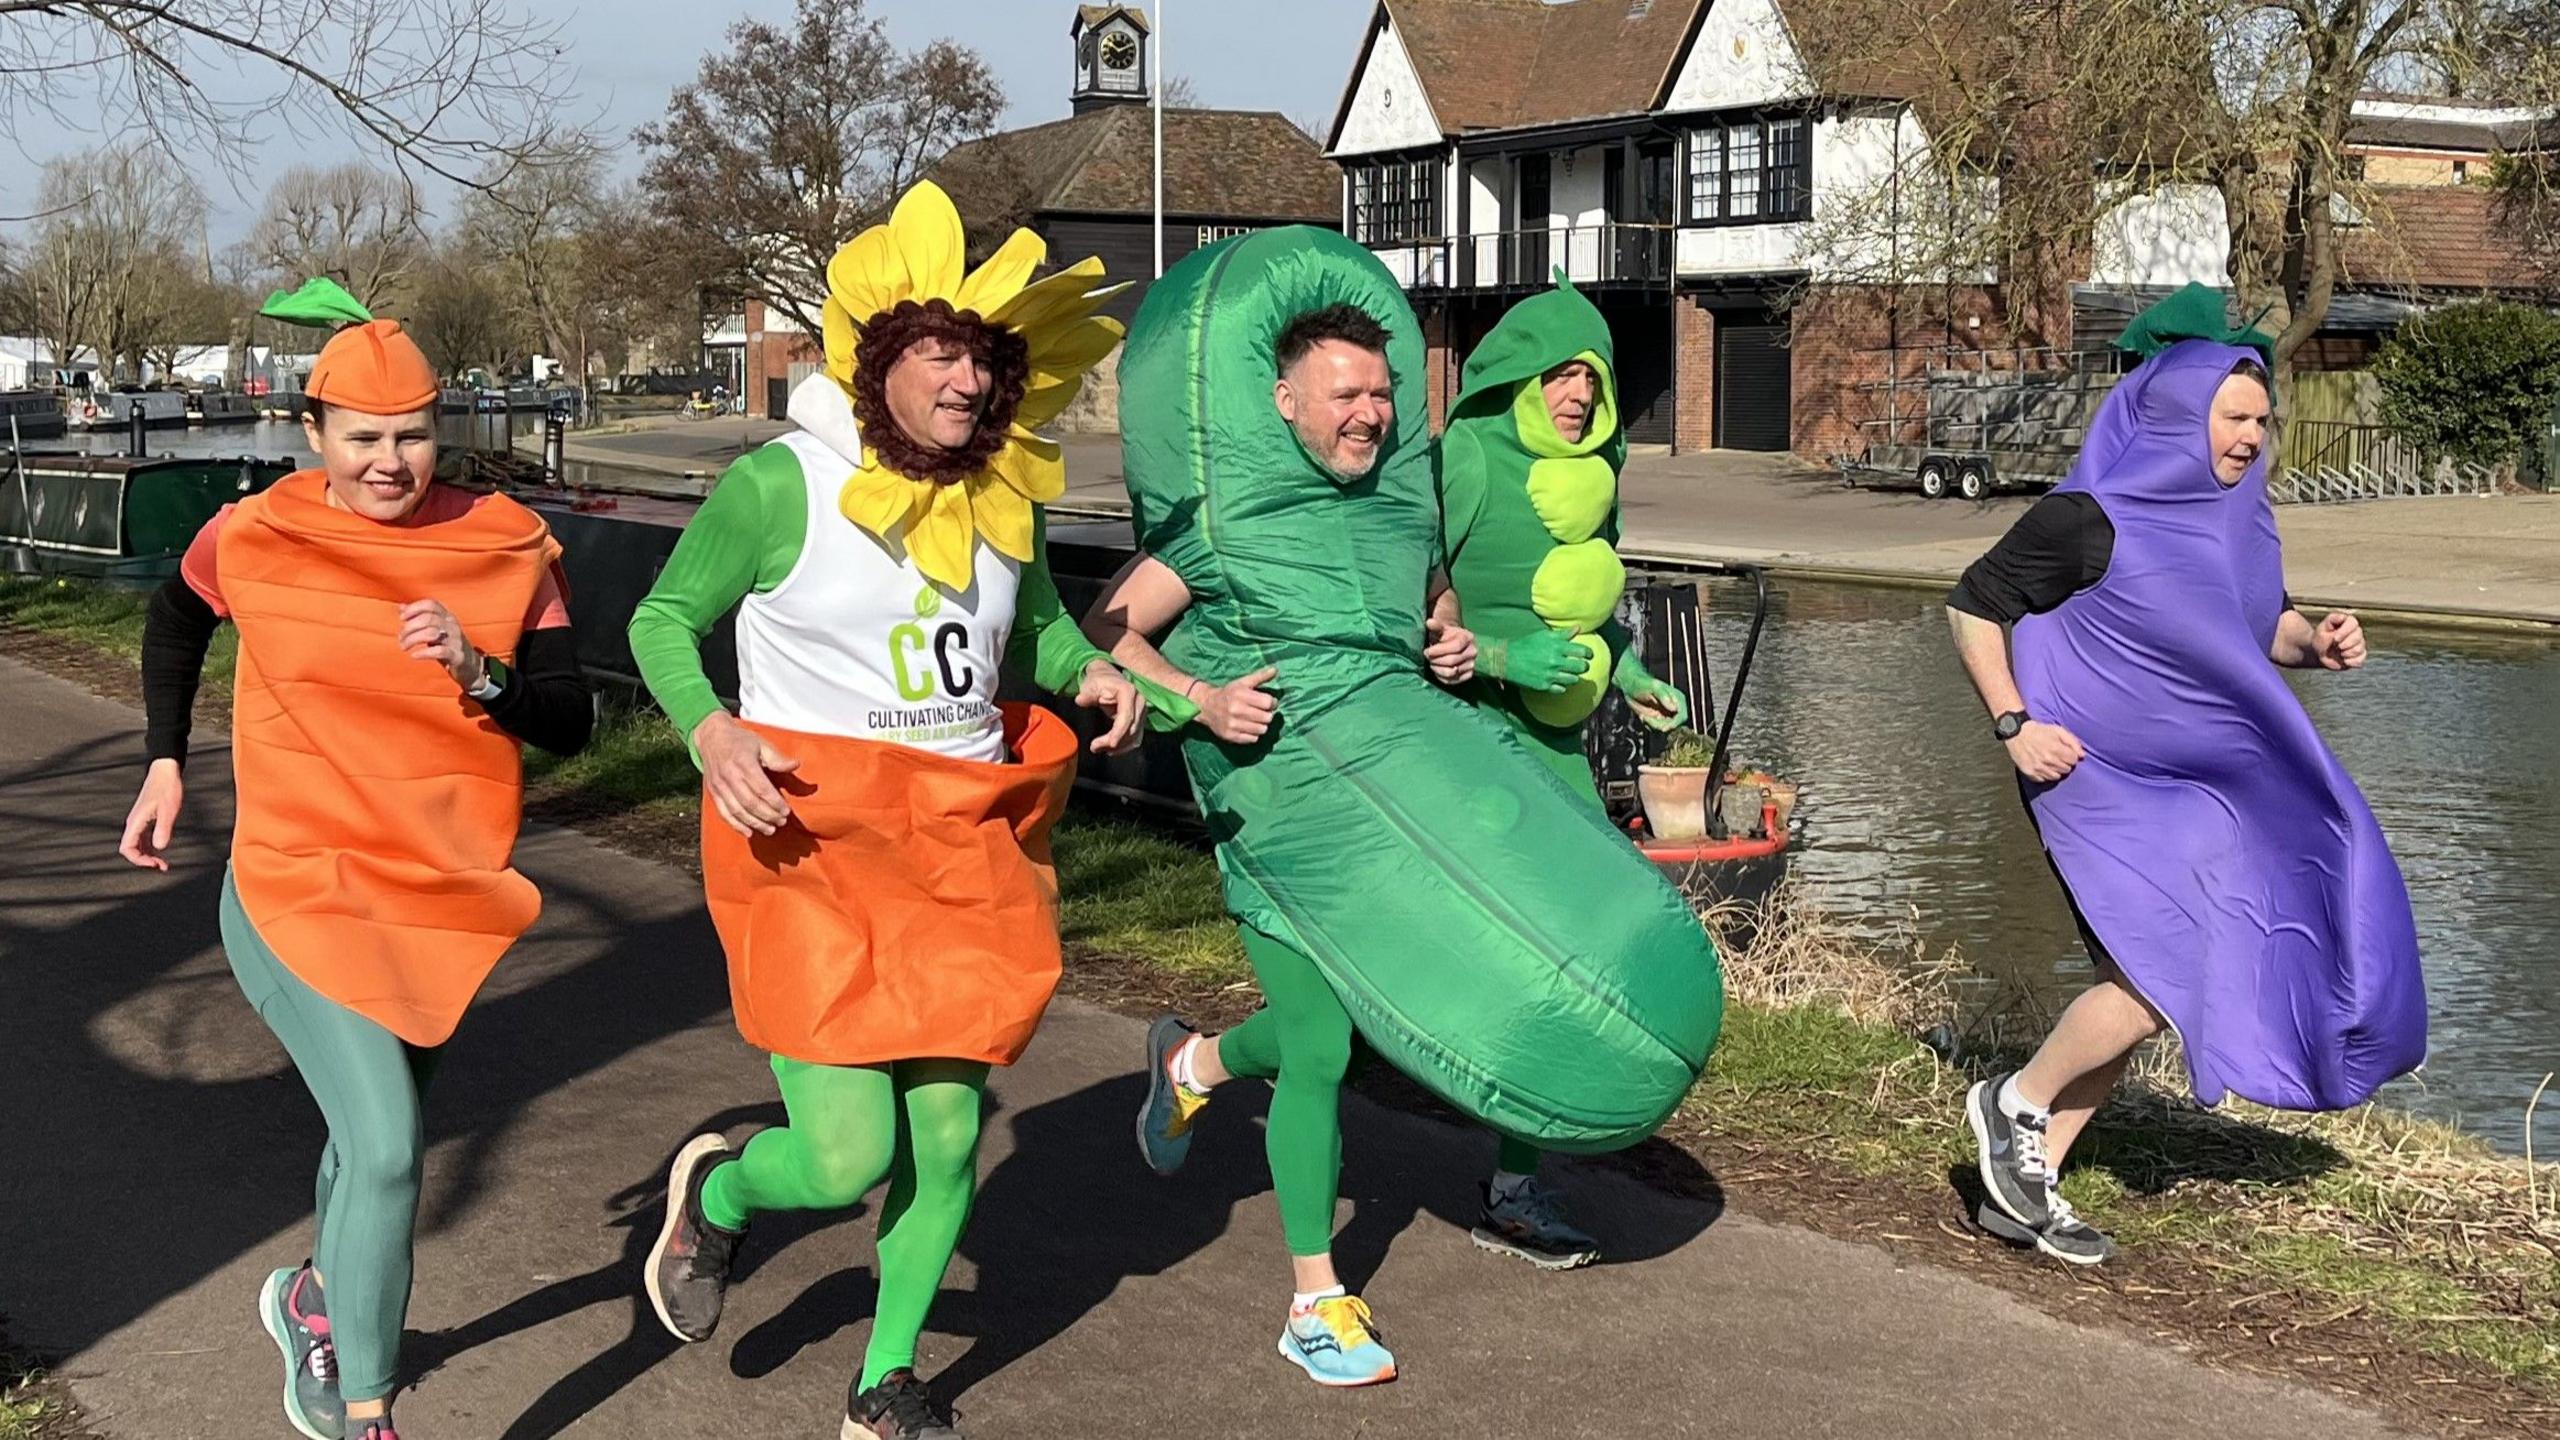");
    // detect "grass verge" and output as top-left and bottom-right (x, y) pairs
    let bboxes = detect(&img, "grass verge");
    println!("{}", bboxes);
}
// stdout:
(6, 573), (2557, 1436)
